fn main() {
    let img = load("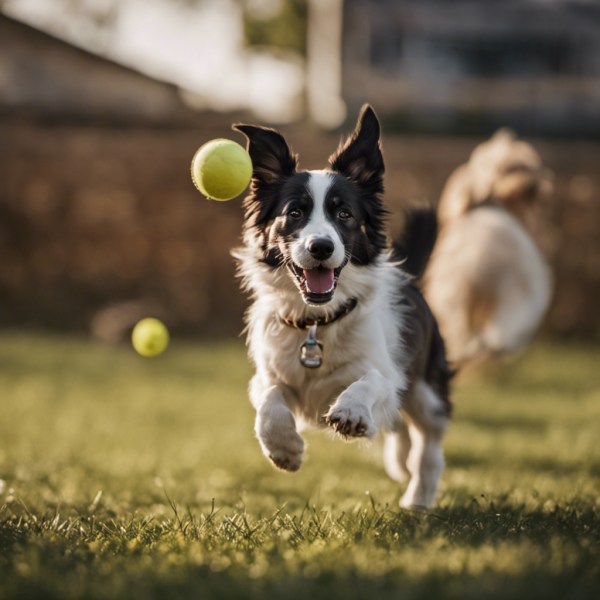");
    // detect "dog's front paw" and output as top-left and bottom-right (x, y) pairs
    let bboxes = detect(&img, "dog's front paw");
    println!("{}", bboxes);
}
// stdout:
(326, 404), (376, 439)
(256, 404), (305, 472)
(265, 435), (304, 472)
